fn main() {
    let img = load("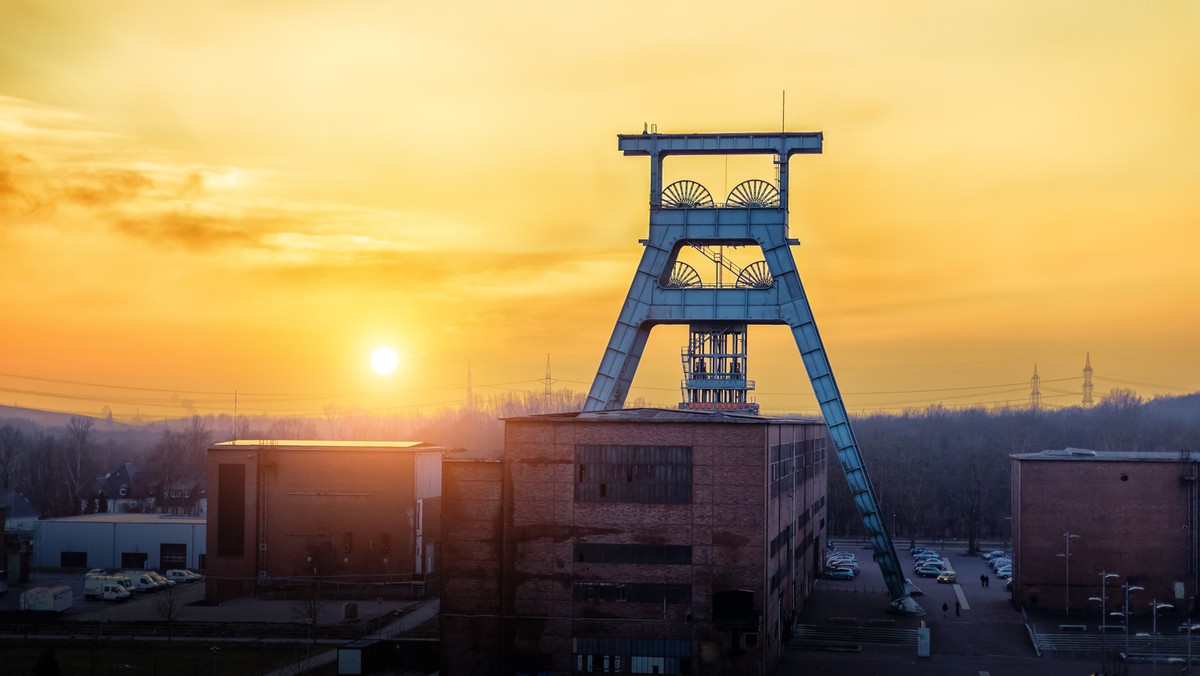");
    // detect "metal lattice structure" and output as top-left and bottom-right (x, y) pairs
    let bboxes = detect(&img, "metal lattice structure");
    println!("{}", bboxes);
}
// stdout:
(584, 130), (922, 615)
